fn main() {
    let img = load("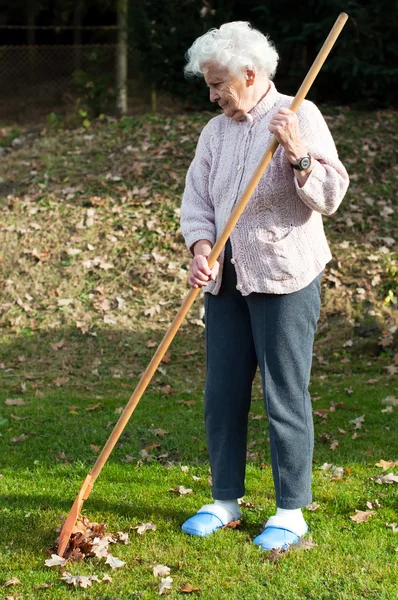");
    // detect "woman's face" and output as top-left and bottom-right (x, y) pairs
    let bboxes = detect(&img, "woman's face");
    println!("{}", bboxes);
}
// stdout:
(204, 63), (255, 121)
